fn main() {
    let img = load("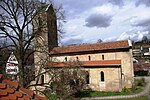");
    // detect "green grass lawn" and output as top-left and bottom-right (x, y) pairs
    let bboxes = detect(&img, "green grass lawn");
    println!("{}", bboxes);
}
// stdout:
(75, 79), (146, 98)
(75, 91), (131, 97)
